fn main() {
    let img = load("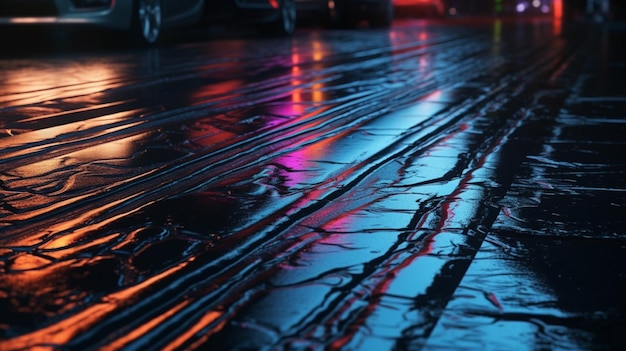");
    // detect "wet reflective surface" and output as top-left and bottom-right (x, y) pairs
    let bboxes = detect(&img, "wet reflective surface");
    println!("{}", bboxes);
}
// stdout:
(1, 17), (625, 350)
